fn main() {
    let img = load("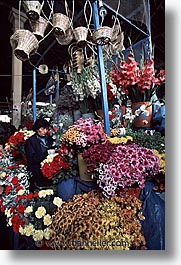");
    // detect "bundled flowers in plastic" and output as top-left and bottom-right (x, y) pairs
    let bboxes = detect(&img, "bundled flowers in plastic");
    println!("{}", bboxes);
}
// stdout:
(61, 118), (107, 153)
(41, 144), (78, 184)
(48, 190), (146, 250)
(82, 141), (160, 197)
